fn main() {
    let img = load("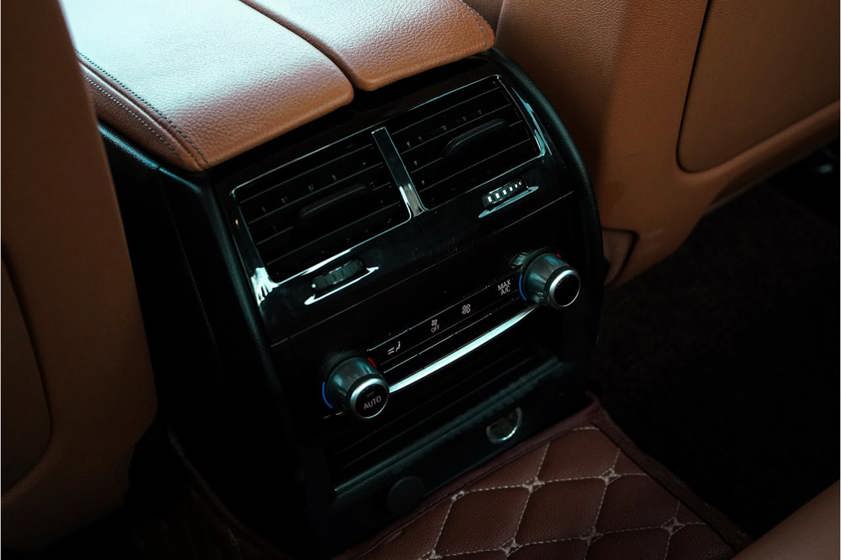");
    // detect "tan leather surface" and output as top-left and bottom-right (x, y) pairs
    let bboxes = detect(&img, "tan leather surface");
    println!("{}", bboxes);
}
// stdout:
(734, 483), (839, 560)
(345, 405), (737, 560)
(679, 0), (840, 171)
(466, 0), (503, 31)
(60, 0), (354, 171)
(602, 229), (635, 286)
(1, 0), (156, 547)
(241, 0), (494, 91)
(485, 0), (839, 283)
(1, 261), (51, 492)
